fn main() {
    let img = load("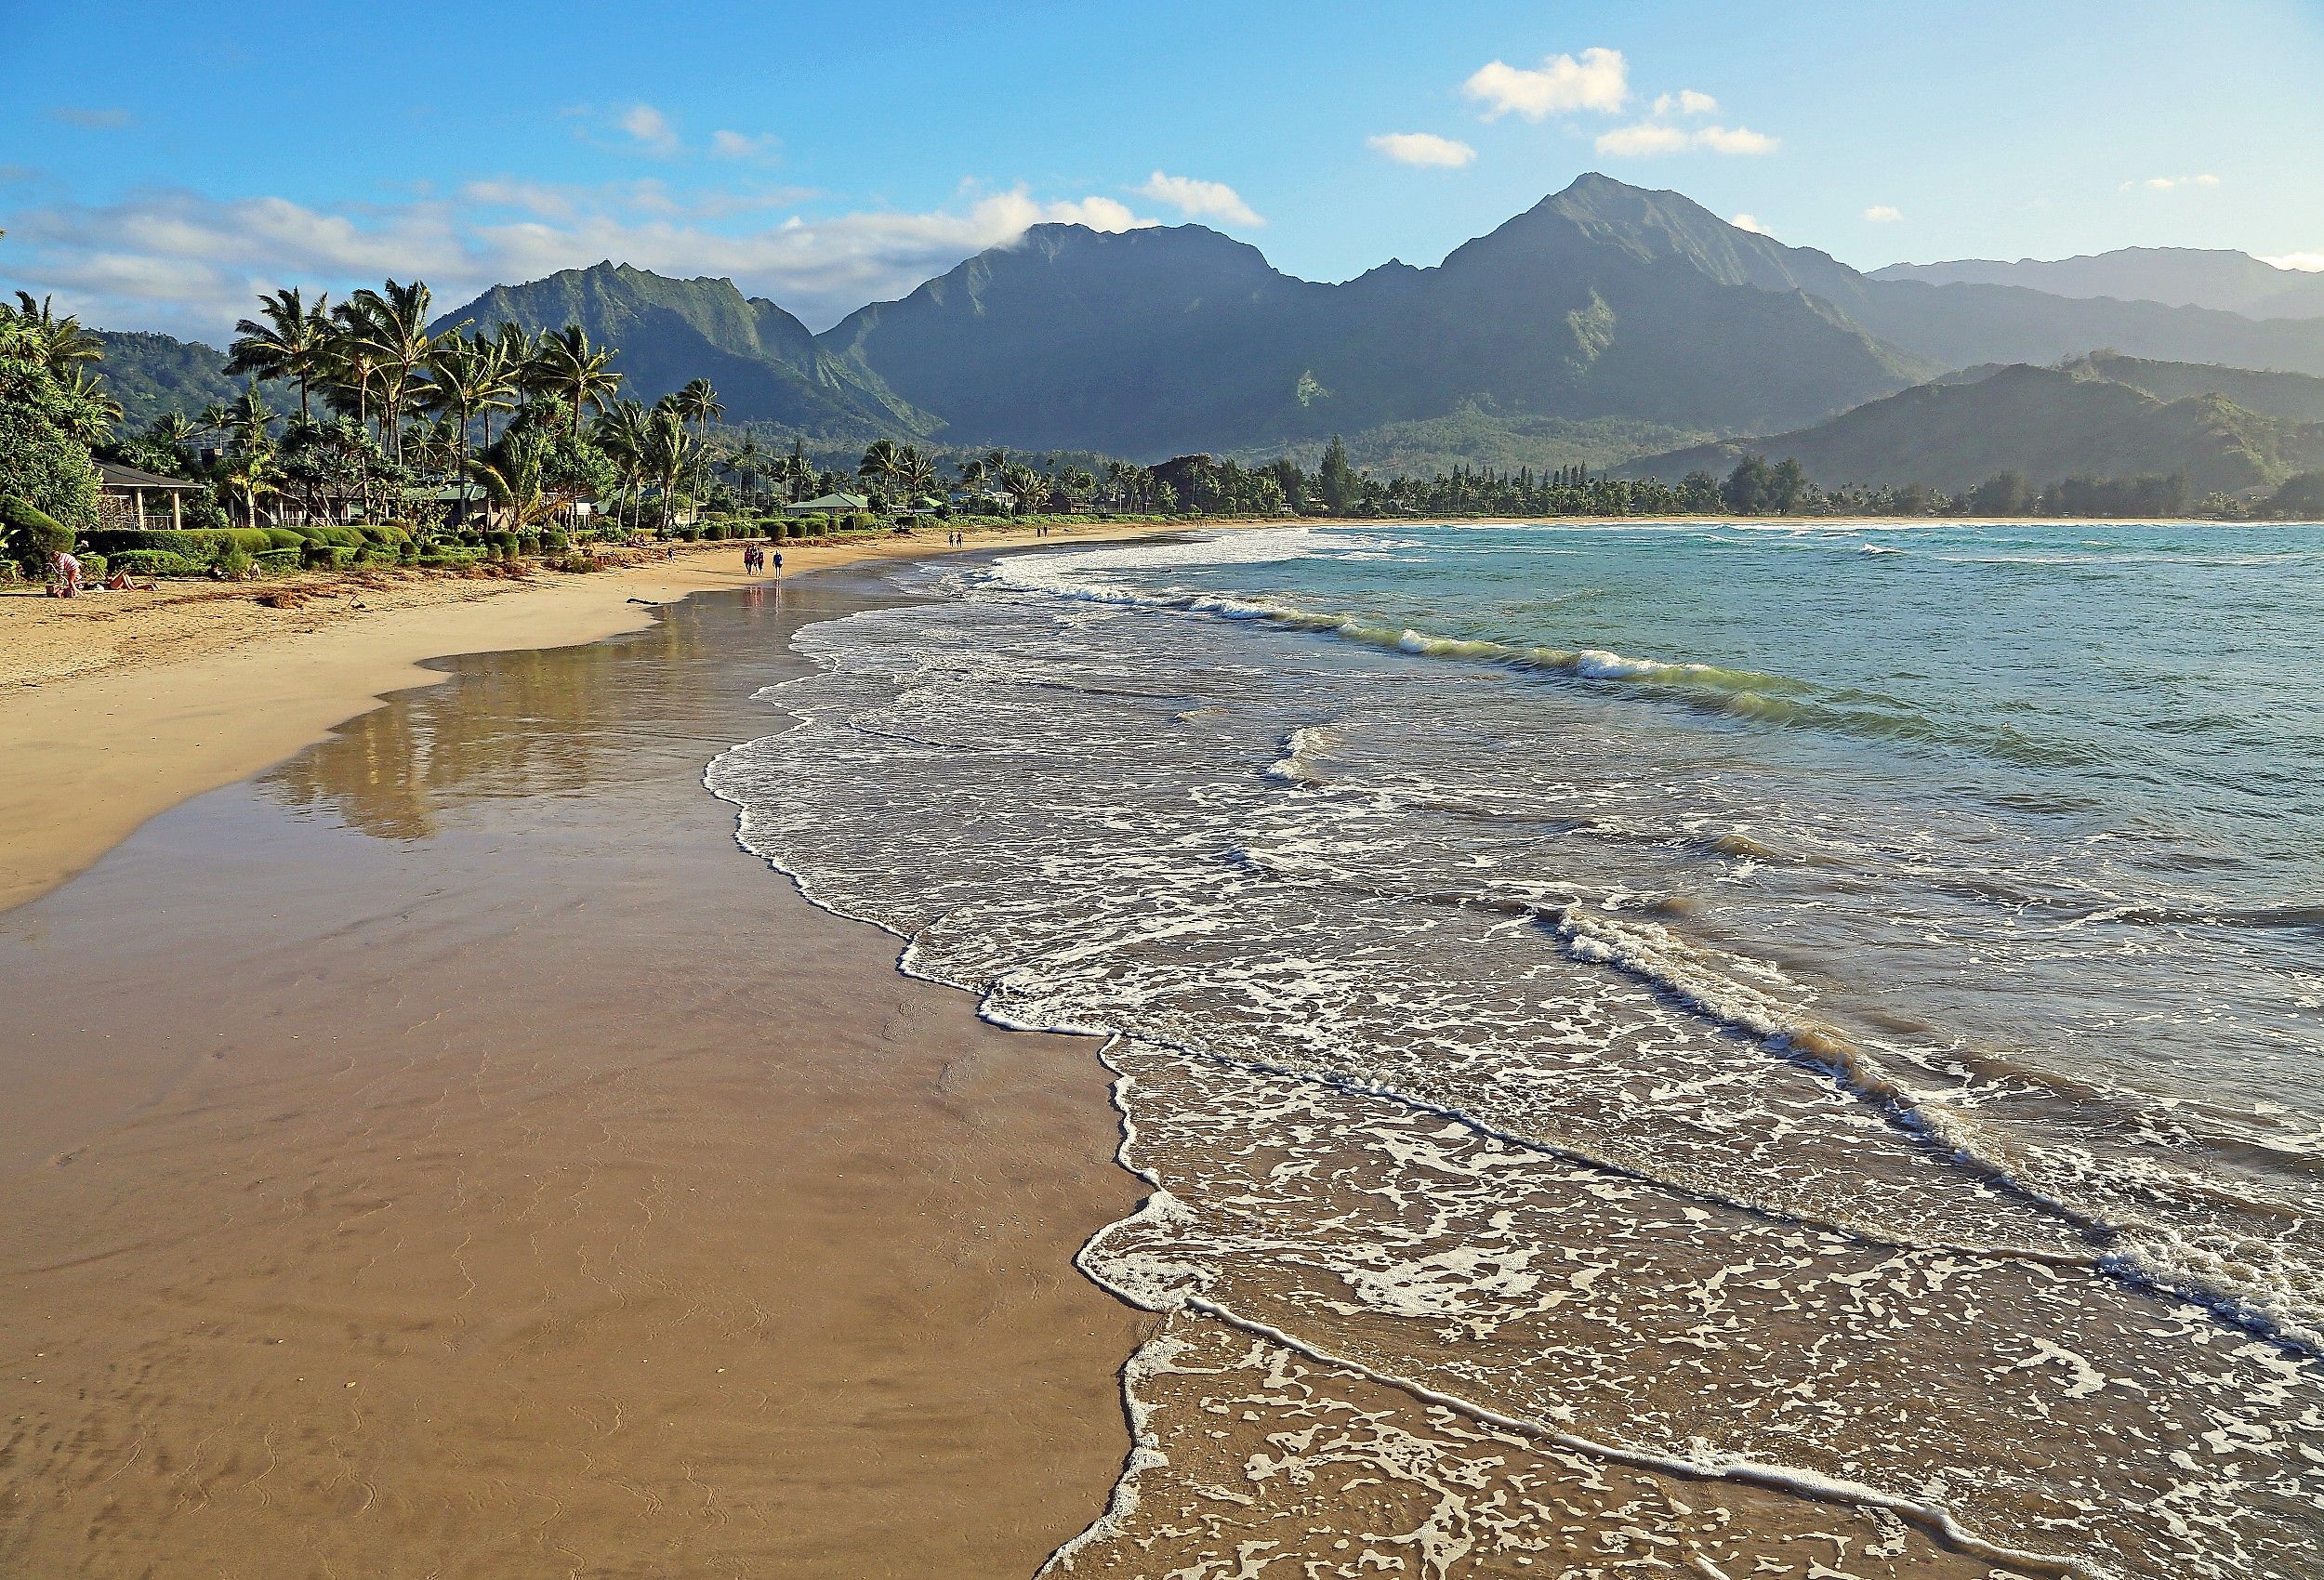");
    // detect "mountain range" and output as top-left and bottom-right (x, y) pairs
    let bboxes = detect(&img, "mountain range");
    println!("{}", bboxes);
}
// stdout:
(1872, 248), (2324, 320)
(67, 174), (2324, 492)
(1623, 354), (2324, 495)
